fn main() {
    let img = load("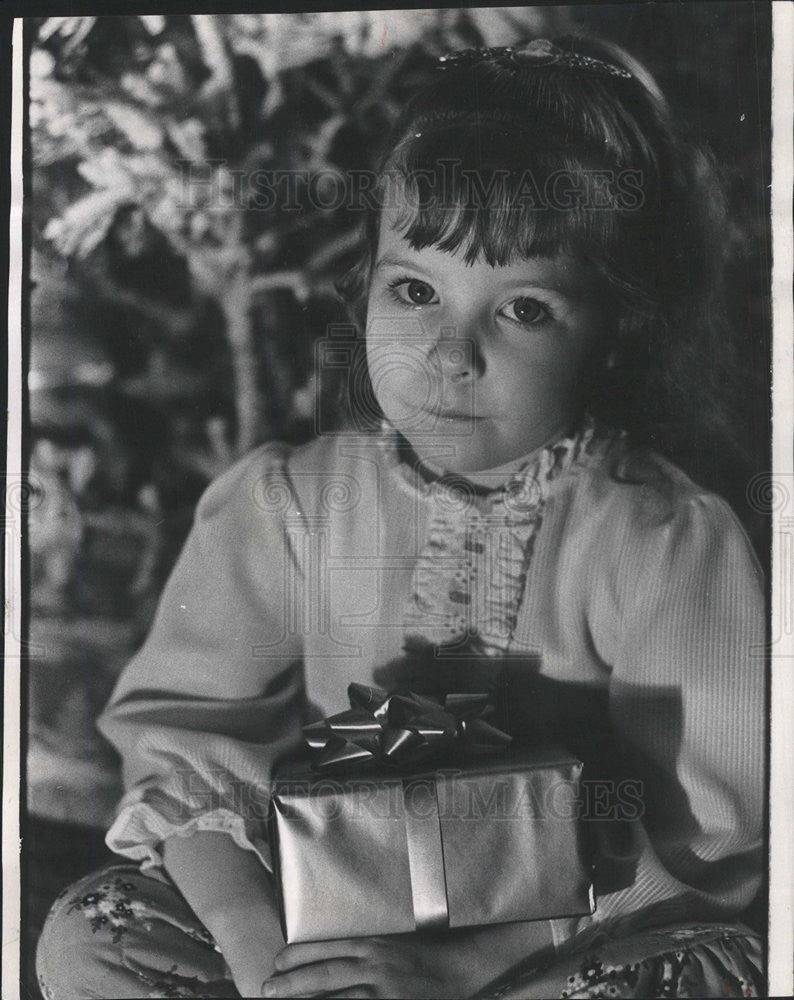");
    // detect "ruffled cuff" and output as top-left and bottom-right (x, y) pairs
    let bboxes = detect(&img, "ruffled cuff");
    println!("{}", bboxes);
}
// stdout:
(105, 782), (272, 872)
